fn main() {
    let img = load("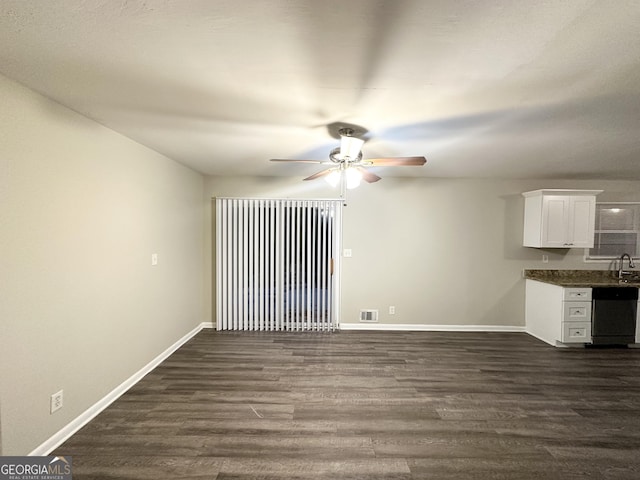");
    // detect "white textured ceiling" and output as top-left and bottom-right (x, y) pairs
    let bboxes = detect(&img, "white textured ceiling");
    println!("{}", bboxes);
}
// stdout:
(2, 0), (640, 179)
